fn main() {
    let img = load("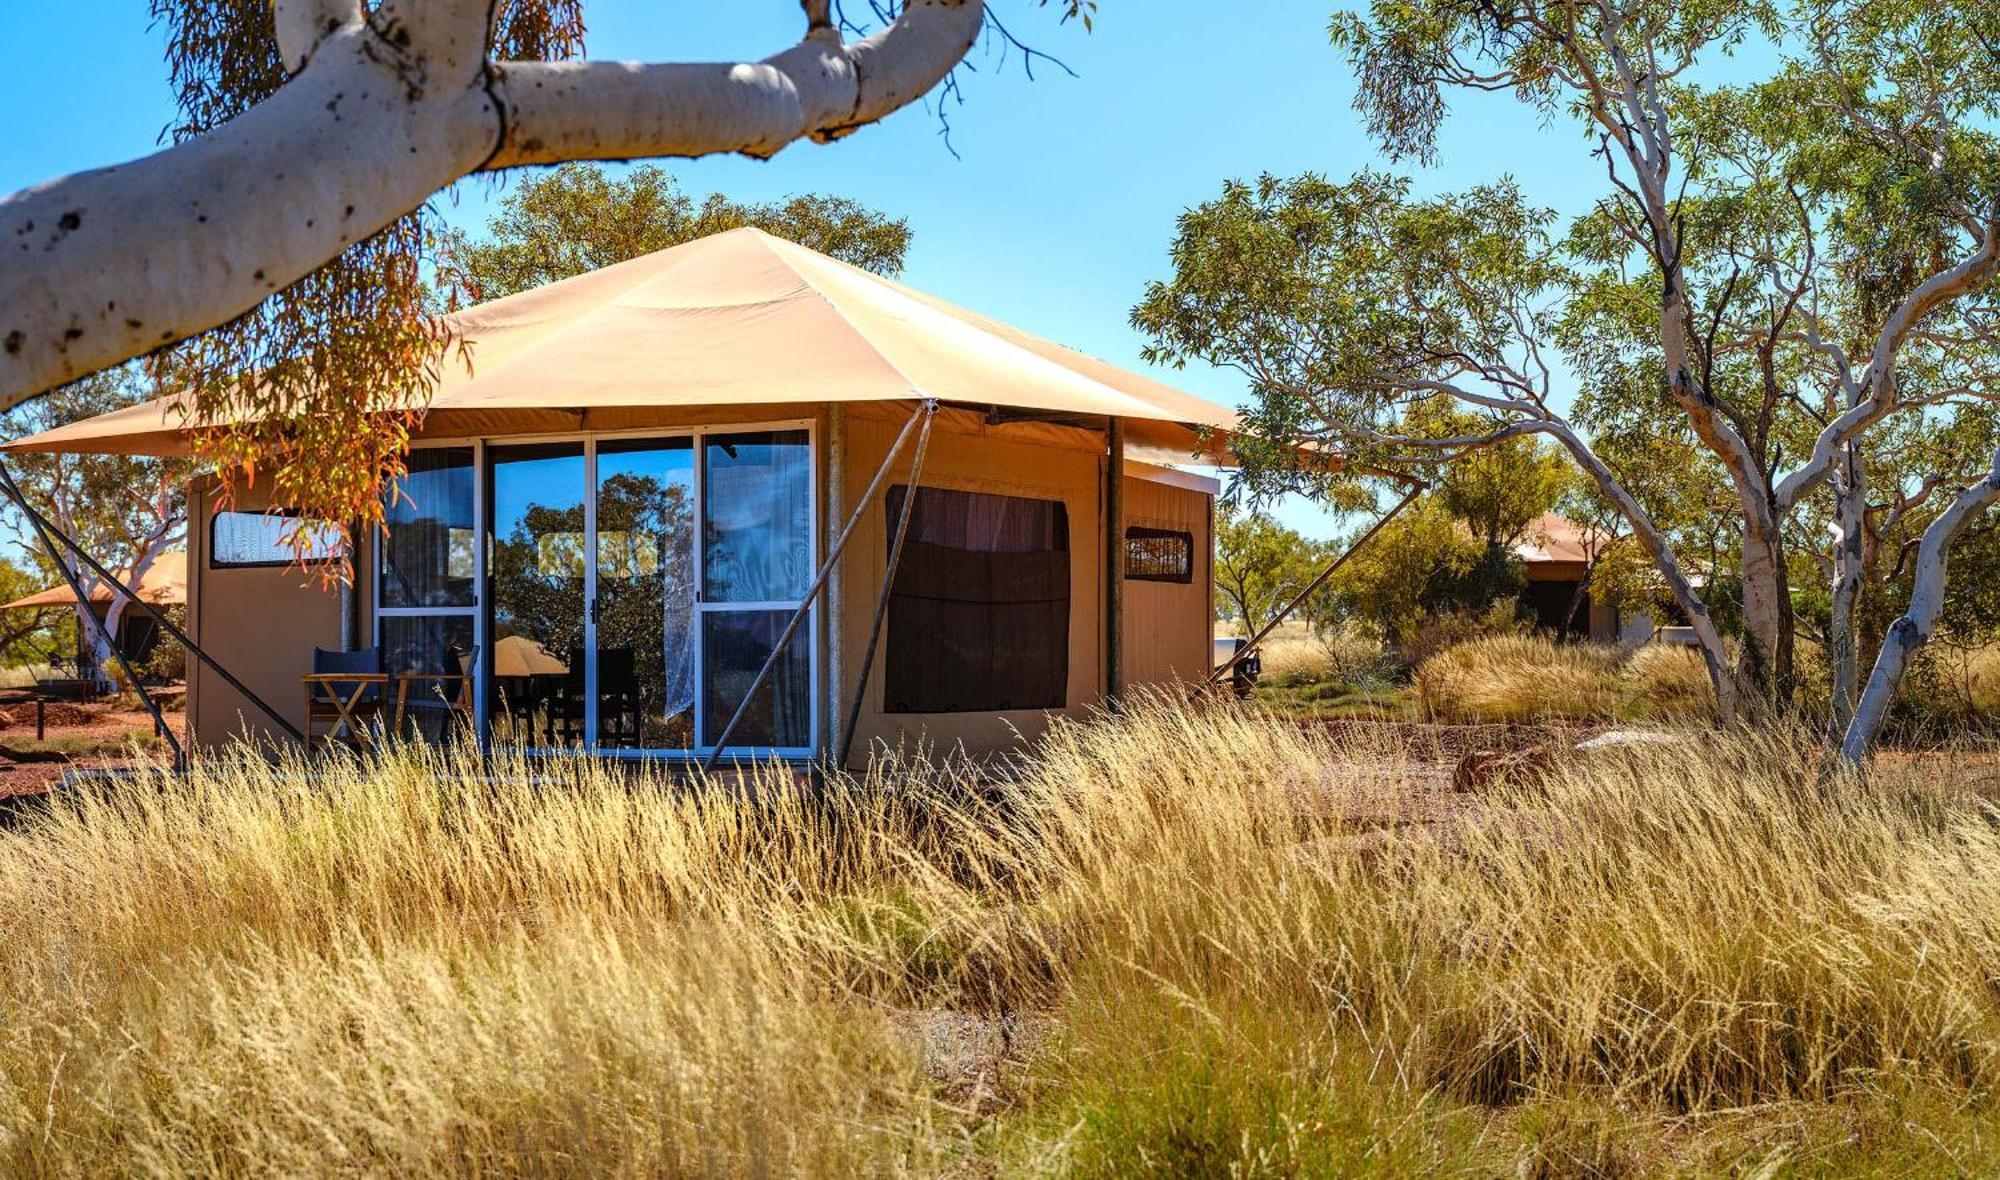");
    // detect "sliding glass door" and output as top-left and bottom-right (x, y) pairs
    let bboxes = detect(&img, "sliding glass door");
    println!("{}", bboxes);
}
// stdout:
(594, 437), (697, 750)
(409, 425), (815, 757)
(488, 442), (588, 746)
(377, 446), (479, 741)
